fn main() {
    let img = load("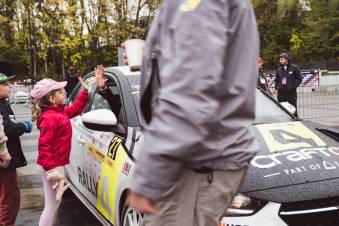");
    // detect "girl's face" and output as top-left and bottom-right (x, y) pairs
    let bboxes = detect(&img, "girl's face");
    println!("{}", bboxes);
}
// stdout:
(49, 88), (66, 105)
